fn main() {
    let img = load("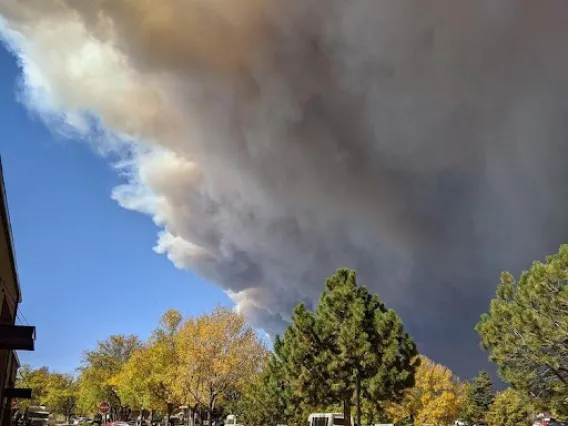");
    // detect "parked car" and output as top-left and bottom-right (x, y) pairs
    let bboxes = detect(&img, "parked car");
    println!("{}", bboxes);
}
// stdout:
(308, 413), (354, 426)
(71, 417), (92, 425)
(22, 406), (50, 426)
